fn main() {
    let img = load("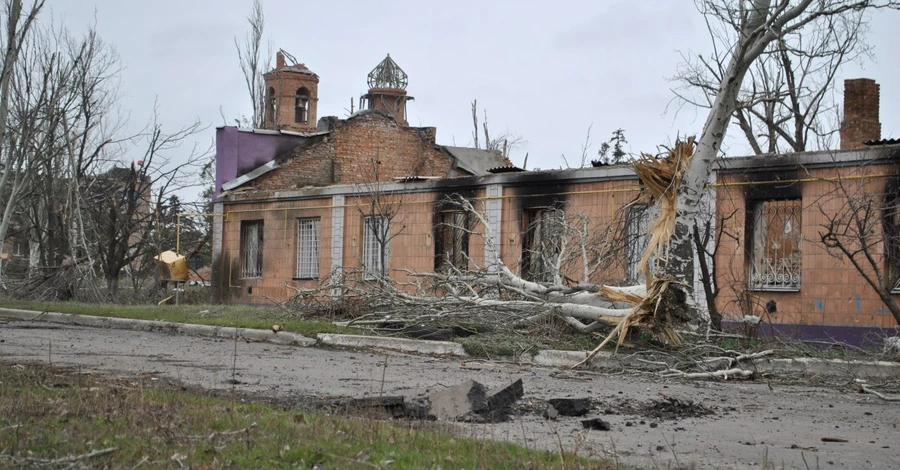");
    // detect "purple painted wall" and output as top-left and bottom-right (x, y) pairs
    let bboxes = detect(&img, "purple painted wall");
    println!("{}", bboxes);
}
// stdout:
(723, 321), (899, 349)
(214, 127), (314, 199)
